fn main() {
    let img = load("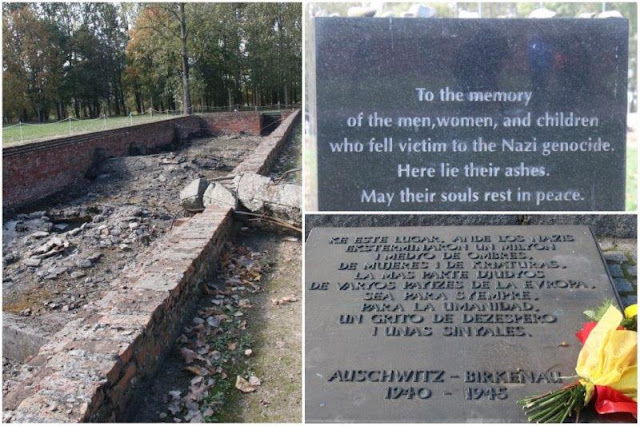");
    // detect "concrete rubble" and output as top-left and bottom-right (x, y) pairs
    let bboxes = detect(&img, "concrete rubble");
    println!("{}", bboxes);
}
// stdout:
(180, 178), (209, 211)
